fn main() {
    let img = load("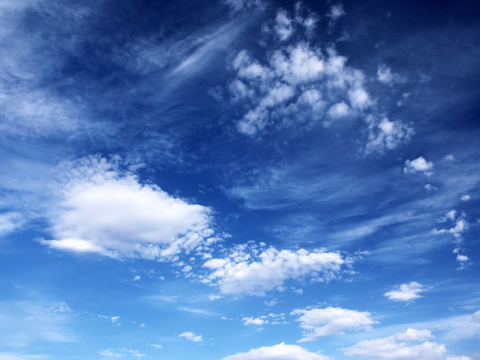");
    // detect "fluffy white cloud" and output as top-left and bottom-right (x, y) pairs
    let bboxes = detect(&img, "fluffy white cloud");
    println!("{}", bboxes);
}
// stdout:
(222, 343), (330, 360)
(342, 328), (470, 360)
(461, 195), (471, 201)
(291, 307), (377, 342)
(201, 244), (344, 296)
(179, 332), (202, 342)
(40, 156), (217, 261)
(243, 316), (268, 325)
(377, 65), (406, 85)
(404, 157), (434, 176)
(384, 282), (426, 302)
(227, 7), (413, 154)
